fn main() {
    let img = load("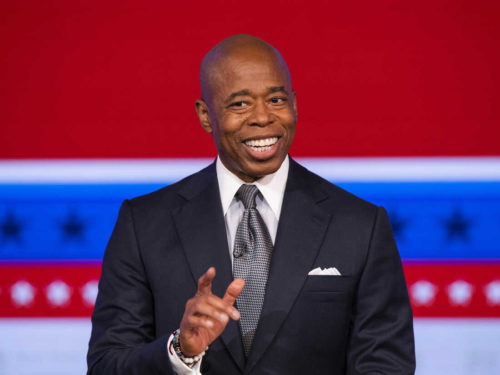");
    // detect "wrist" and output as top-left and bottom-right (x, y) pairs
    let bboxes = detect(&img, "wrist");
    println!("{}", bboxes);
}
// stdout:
(170, 329), (207, 367)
